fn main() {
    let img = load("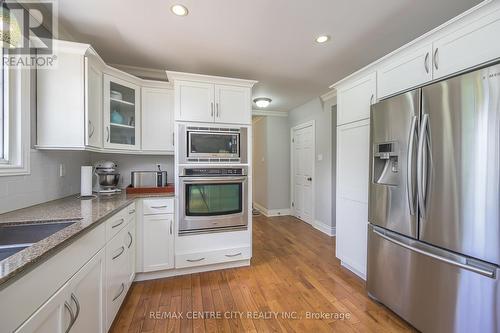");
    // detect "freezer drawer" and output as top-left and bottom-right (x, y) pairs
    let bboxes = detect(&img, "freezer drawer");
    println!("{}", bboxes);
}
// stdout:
(367, 225), (500, 333)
